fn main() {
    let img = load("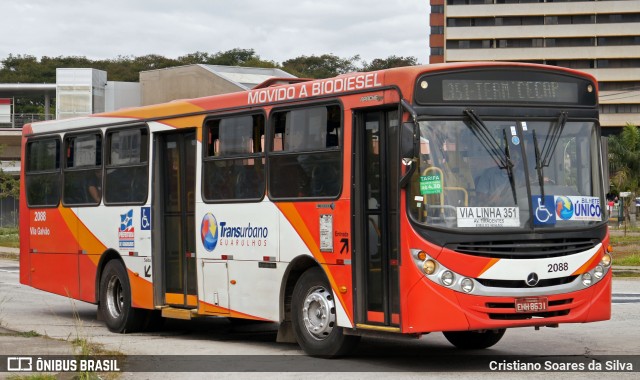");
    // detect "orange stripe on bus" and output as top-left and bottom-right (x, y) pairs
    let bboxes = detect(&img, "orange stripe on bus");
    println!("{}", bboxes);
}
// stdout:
(276, 202), (353, 324)
(277, 203), (320, 253)
(106, 101), (204, 121)
(571, 247), (603, 276)
(58, 205), (106, 265)
(477, 258), (500, 277)
(199, 301), (271, 321)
